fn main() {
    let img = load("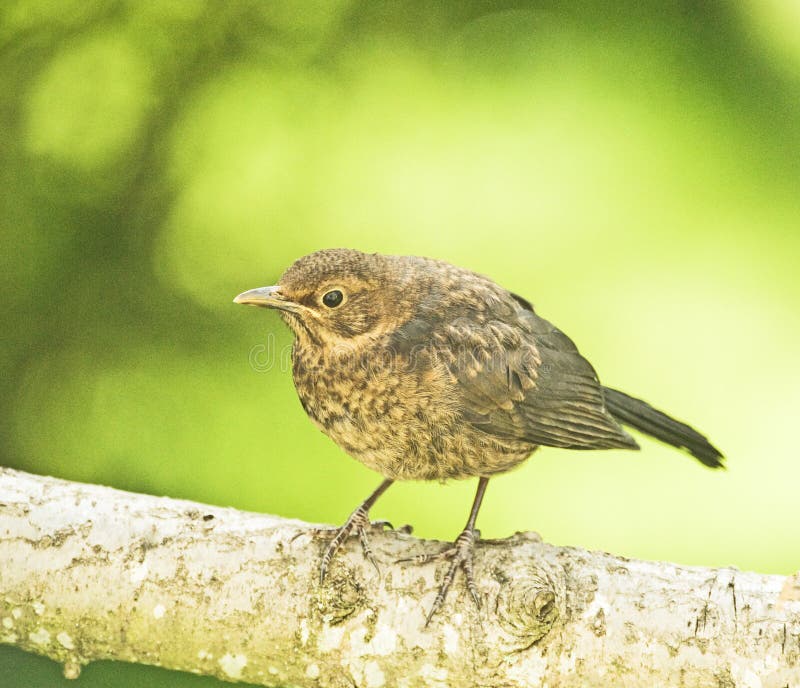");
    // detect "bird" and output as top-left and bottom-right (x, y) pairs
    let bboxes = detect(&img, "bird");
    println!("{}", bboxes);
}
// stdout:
(234, 248), (723, 625)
